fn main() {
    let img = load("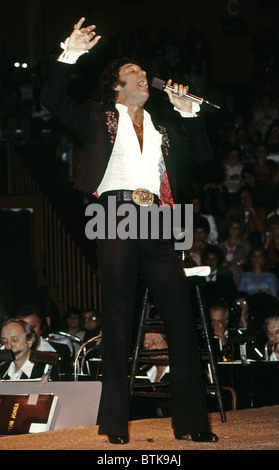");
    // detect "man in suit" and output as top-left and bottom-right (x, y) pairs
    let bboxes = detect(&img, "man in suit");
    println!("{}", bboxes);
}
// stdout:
(17, 304), (72, 379)
(130, 332), (171, 420)
(42, 17), (218, 444)
(0, 319), (47, 380)
(201, 245), (237, 306)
